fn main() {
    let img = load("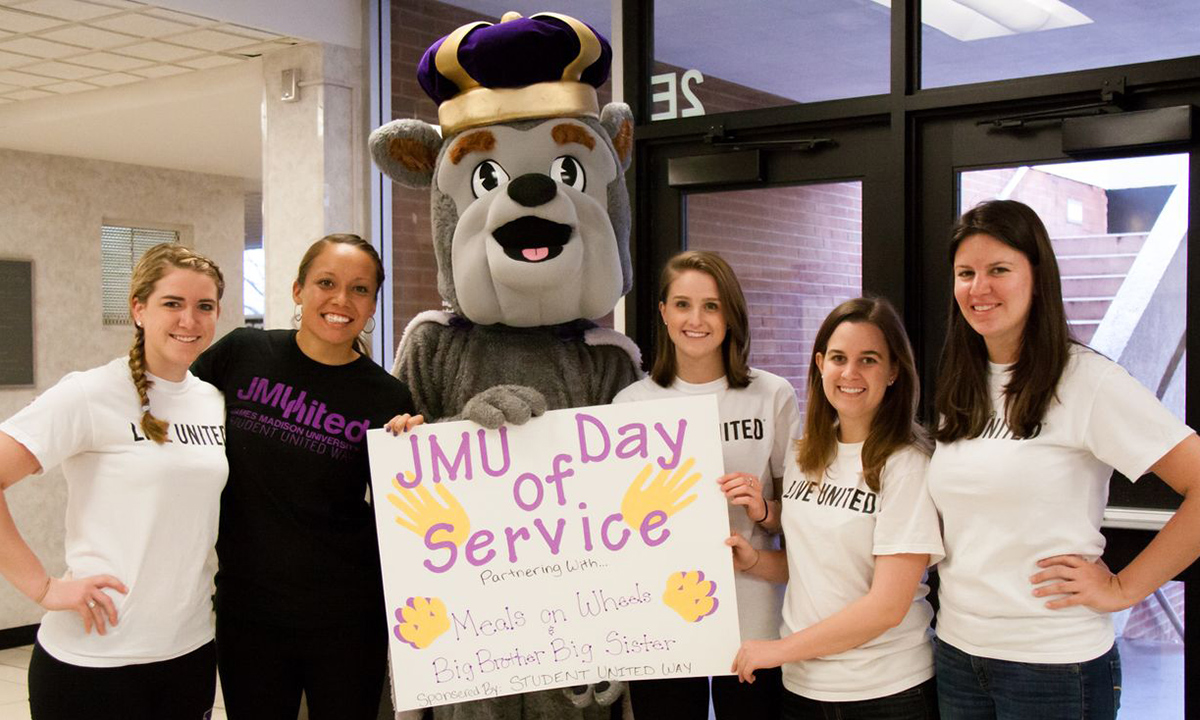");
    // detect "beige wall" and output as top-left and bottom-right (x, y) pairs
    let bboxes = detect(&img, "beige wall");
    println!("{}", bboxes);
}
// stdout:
(0, 148), (245, 629)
